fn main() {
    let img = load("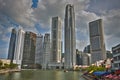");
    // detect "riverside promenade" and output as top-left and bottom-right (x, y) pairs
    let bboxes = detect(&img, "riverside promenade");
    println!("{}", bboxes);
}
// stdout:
(0, 69), (21, 74)
(81, 74), (93, 80)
